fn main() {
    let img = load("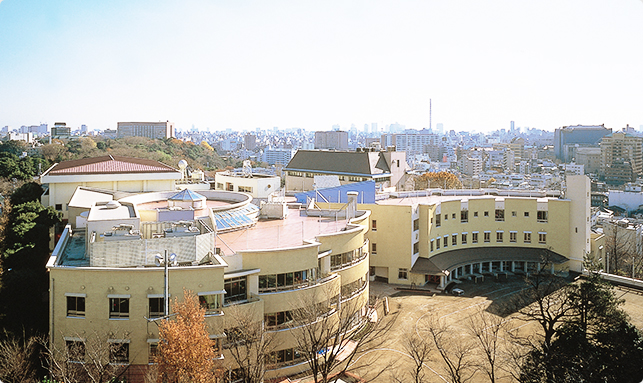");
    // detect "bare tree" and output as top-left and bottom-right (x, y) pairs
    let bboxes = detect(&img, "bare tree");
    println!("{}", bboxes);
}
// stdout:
(420, 315), (476, 383)
(0, 331), (41, 383)
(394, 329), (433, 383)
(603, 221), (637, 276)
(219, 304), (273, 383)
(467, 308), (508, 383)
(45, 330), (131, 383)
(288, 287), (396, 383)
